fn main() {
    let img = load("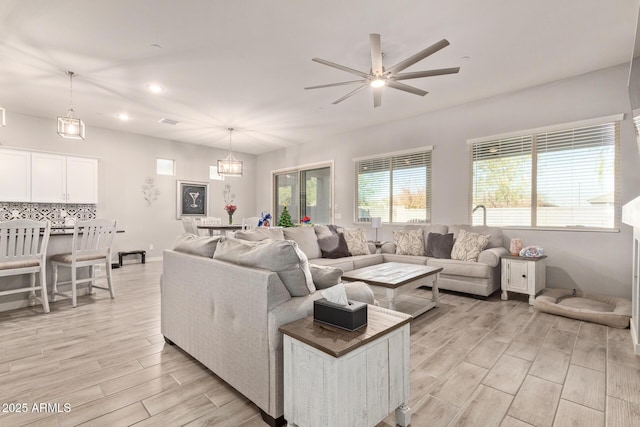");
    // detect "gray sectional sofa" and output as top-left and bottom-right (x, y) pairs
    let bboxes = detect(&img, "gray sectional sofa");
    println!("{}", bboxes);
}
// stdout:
(161, 223), (508, 425)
